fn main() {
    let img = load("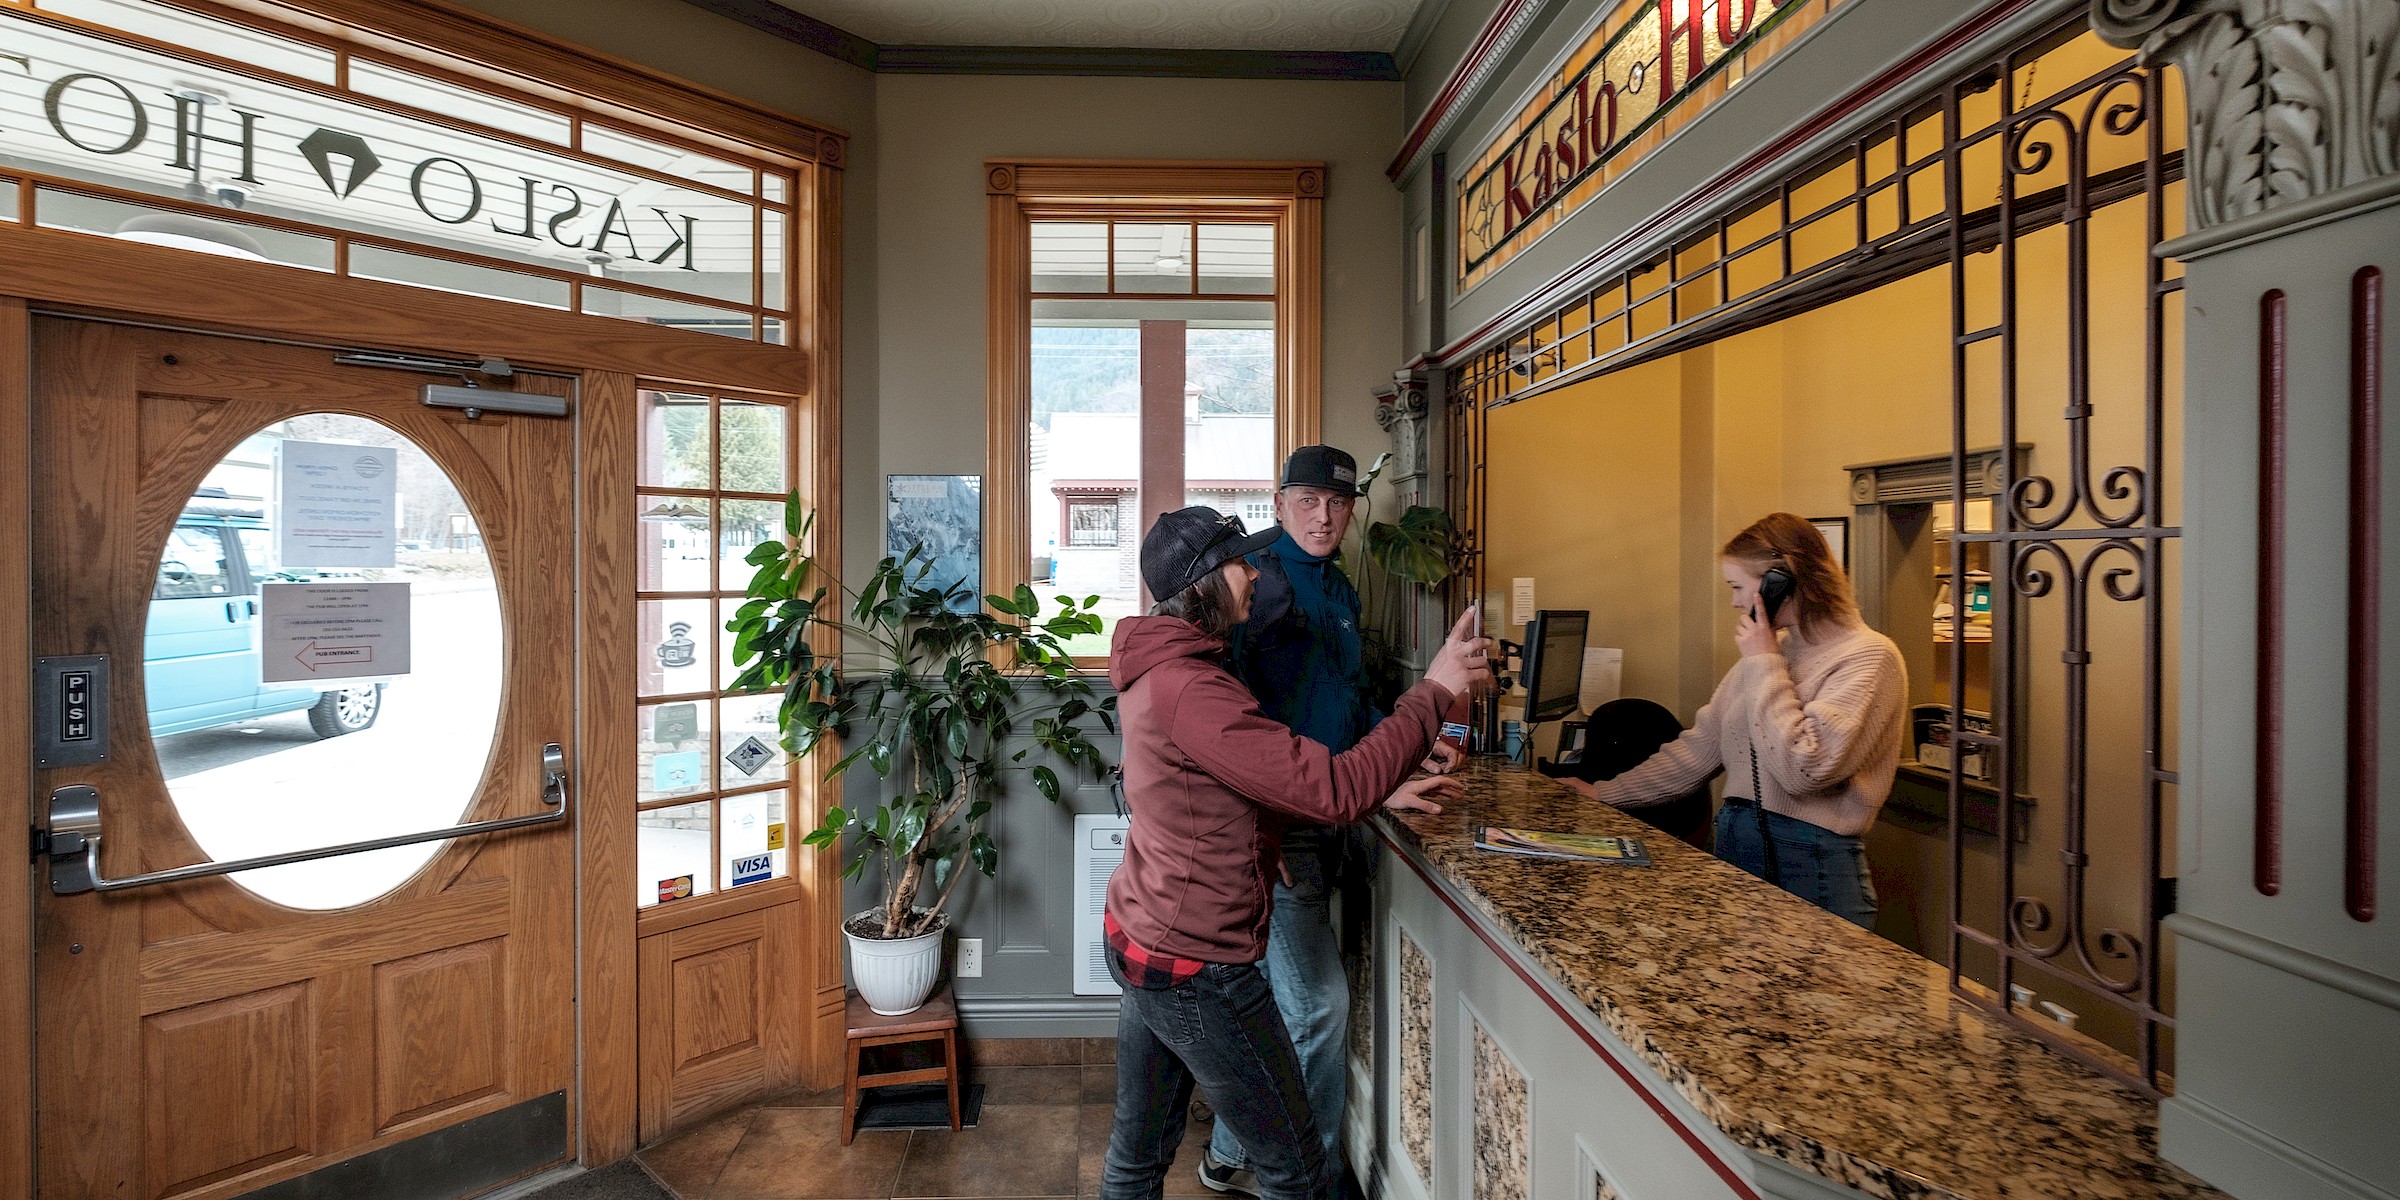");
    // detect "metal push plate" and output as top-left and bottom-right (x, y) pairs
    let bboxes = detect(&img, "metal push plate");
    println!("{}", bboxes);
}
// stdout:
(34, 656), (110, 768)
